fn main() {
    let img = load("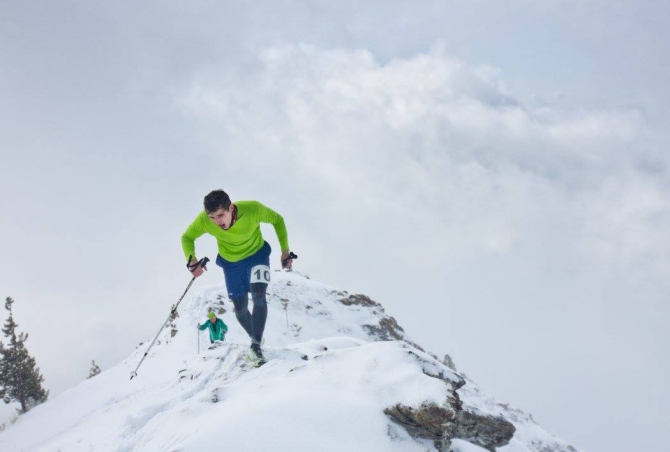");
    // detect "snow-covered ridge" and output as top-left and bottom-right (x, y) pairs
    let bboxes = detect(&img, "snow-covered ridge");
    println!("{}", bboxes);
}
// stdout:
(0, 272), (581, 452)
